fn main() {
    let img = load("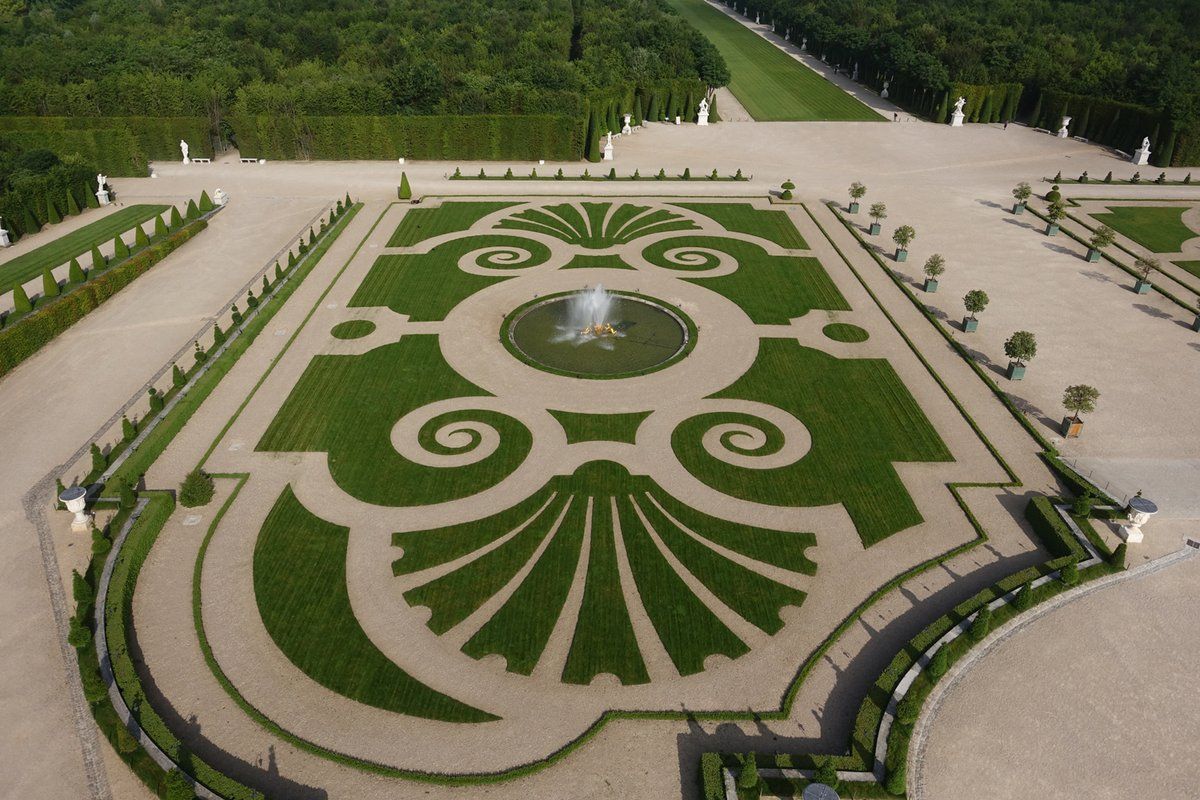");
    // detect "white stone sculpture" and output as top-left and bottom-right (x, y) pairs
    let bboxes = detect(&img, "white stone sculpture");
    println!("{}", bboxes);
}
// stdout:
(603, 131), (614, 161)
(880, 79), (890, 99)
(0, 216), (10, 247)
(95, 172), (111, 206)
(621, 113), (632, 136)
(180, 139), (190, 164)
(755, 13), (760, 23)
(213, 188), (229, 206)
(1057, 116), (1071, 138)
(800, 36), (807, 51)
(950, 96), (966, 127)
(1132, 136), (1152, 166)
(697, 97), (710, 126)
(59, 486), (92, 532)
(674, 115), (681, 125)
(1120, 494), (1158, 543)
(851, 63), (859, 81)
